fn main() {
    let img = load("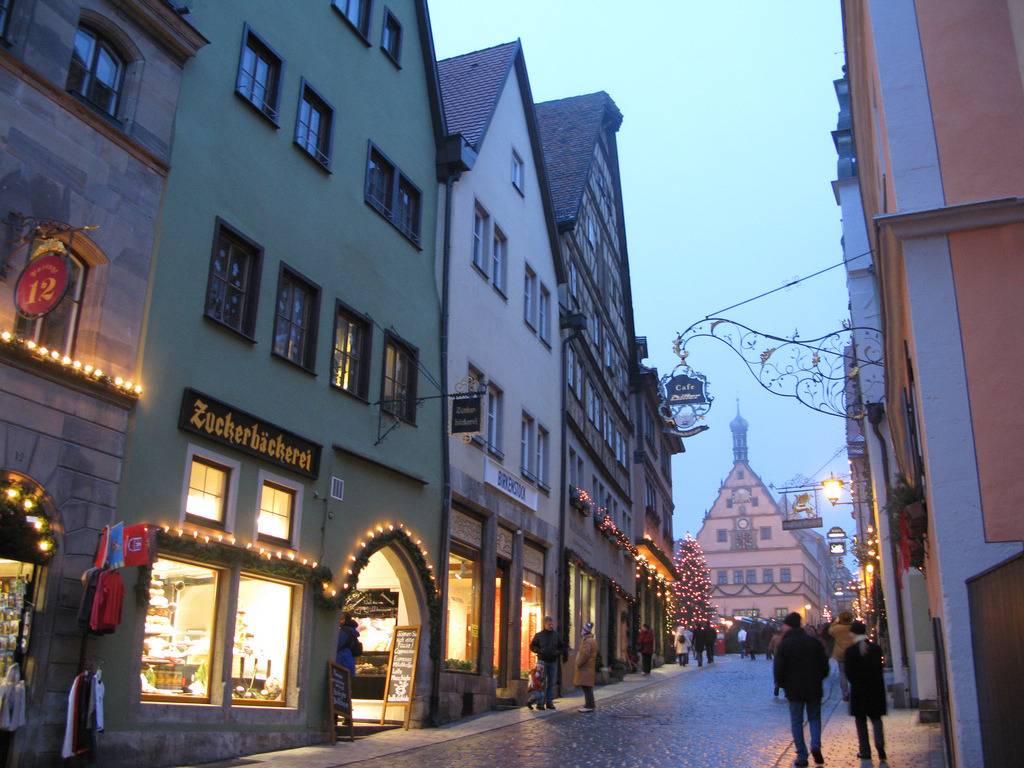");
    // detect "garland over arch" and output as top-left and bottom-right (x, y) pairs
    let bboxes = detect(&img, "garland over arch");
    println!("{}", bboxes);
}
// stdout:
(326, 525), (443, 661)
